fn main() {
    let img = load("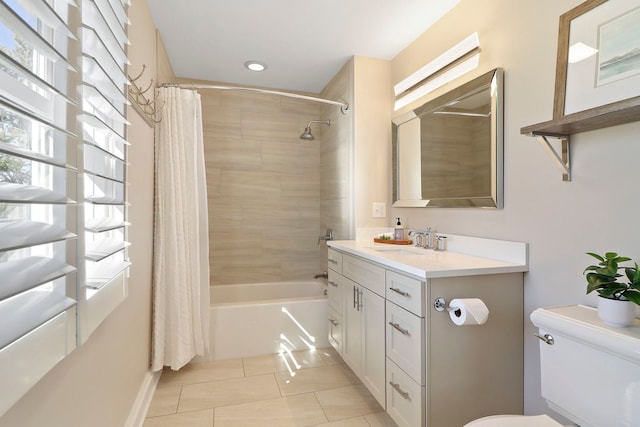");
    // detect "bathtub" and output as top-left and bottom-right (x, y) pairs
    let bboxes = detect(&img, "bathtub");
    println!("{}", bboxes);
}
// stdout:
(200, 281), (329, 361)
